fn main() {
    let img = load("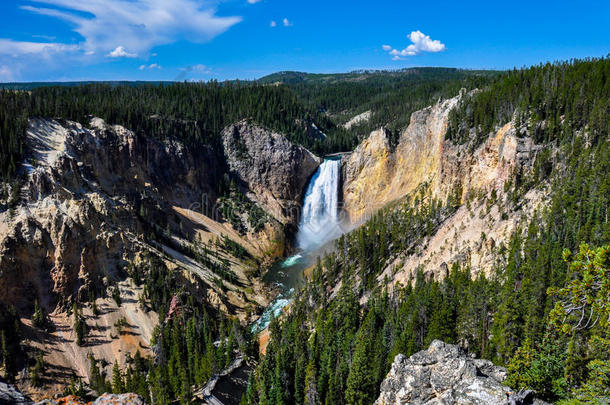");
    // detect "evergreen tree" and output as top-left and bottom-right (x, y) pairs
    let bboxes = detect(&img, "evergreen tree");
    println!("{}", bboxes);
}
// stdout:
(73, 303), (87, 346)
(112, 360), (125, 393)
(1, 330), (15, 381)
(304, 360), (320, 405)
(88, 355), (110, 394)
(345, 311), (377, 405)
(32, 299), (46, 328)
(30, 353), (45, 388)
(548, 244), (610, 400)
